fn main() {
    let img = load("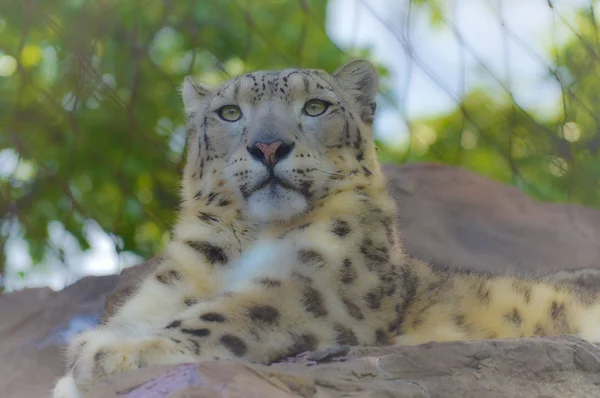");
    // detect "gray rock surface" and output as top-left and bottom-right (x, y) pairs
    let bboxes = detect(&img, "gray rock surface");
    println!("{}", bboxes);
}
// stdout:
(385, 163), (600, 275)
(88, 336), (600, 398)
(0, 275), (117, 398)
(1, 163), (600, 398)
